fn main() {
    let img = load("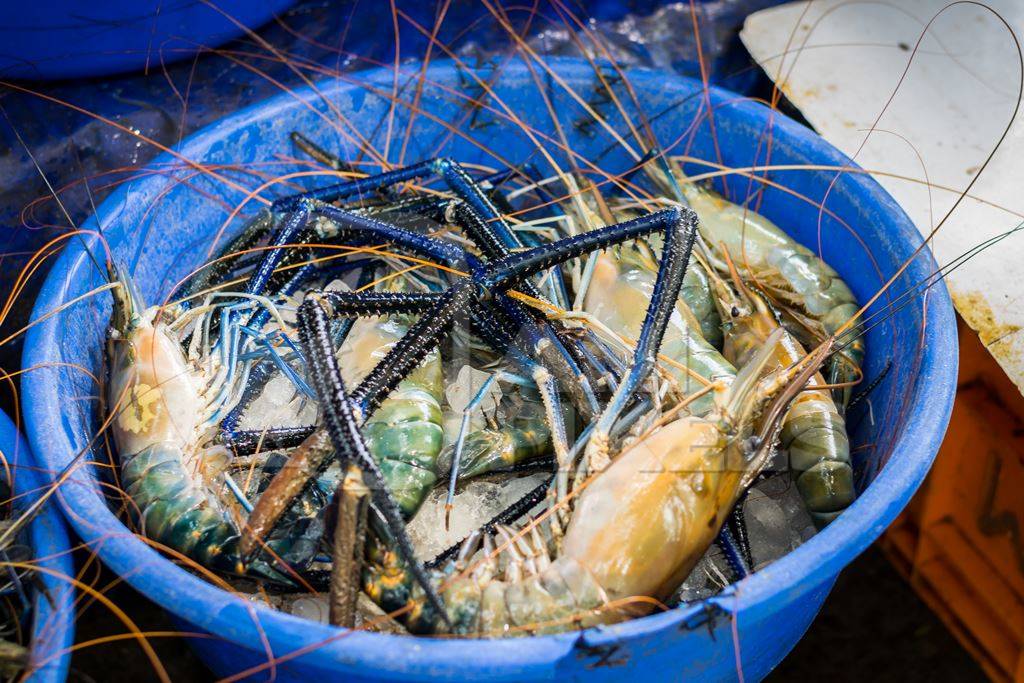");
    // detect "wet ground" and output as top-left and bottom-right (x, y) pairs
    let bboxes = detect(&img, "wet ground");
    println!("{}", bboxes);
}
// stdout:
(68, 545), (984, 682)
